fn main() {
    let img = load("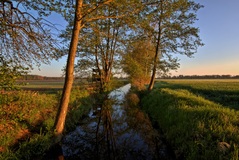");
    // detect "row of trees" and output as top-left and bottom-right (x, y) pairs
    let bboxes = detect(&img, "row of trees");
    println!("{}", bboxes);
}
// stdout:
(1, 0), (203, 141)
